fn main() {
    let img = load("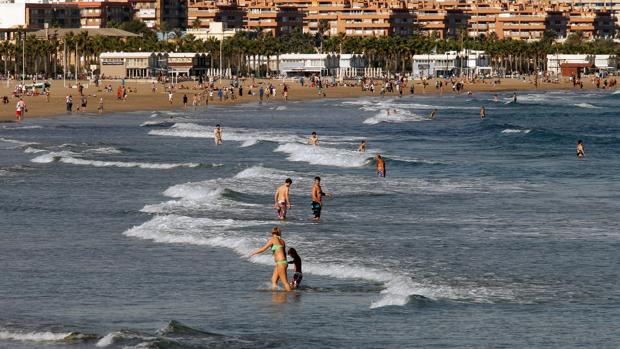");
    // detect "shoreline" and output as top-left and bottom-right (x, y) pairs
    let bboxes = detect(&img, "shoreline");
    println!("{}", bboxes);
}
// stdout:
(0, 78), (610, 122)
